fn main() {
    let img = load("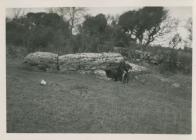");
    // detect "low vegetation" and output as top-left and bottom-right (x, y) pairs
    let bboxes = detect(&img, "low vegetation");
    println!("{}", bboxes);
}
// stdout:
(7, 59), (191, 133)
